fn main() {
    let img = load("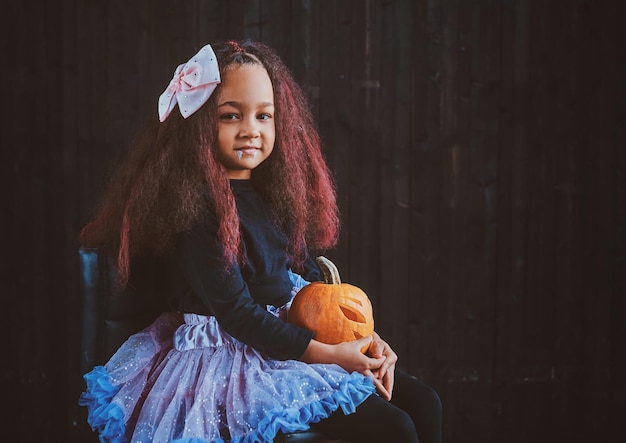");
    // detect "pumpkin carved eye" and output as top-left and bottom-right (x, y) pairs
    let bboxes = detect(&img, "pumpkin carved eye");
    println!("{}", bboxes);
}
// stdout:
(288, 257), (374, 353)
(338, 296), (368, 323)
